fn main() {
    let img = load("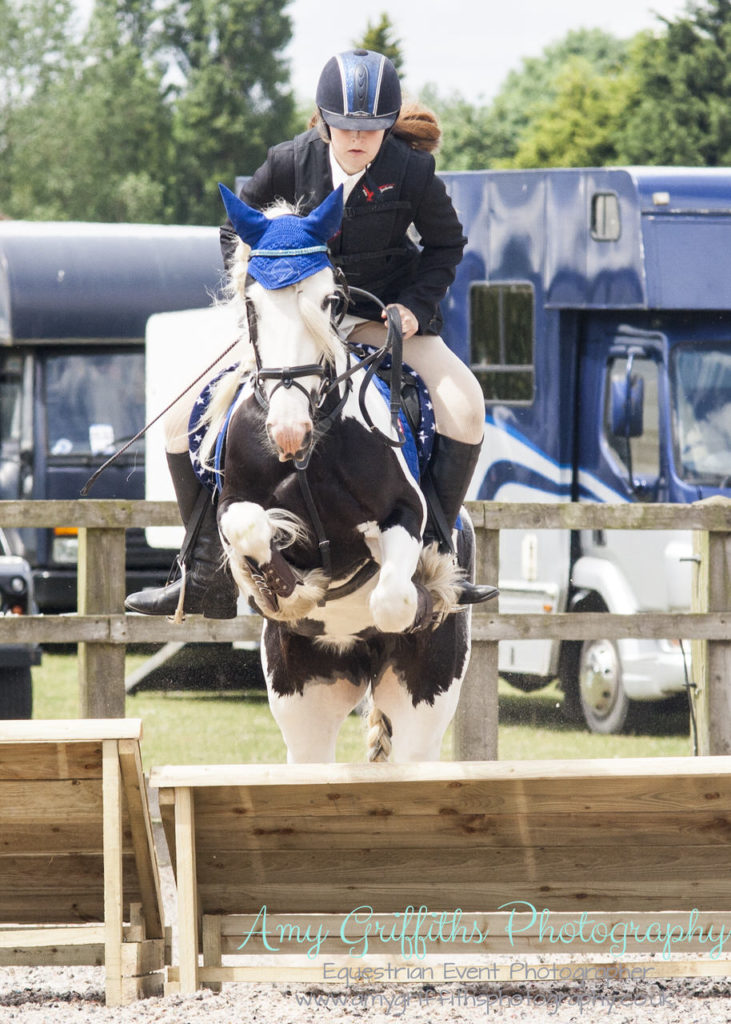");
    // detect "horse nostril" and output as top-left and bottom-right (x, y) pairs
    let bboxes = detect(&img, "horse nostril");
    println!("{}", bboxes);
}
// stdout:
(294, 430), (313, 462)
(267, 421), (312, 460)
